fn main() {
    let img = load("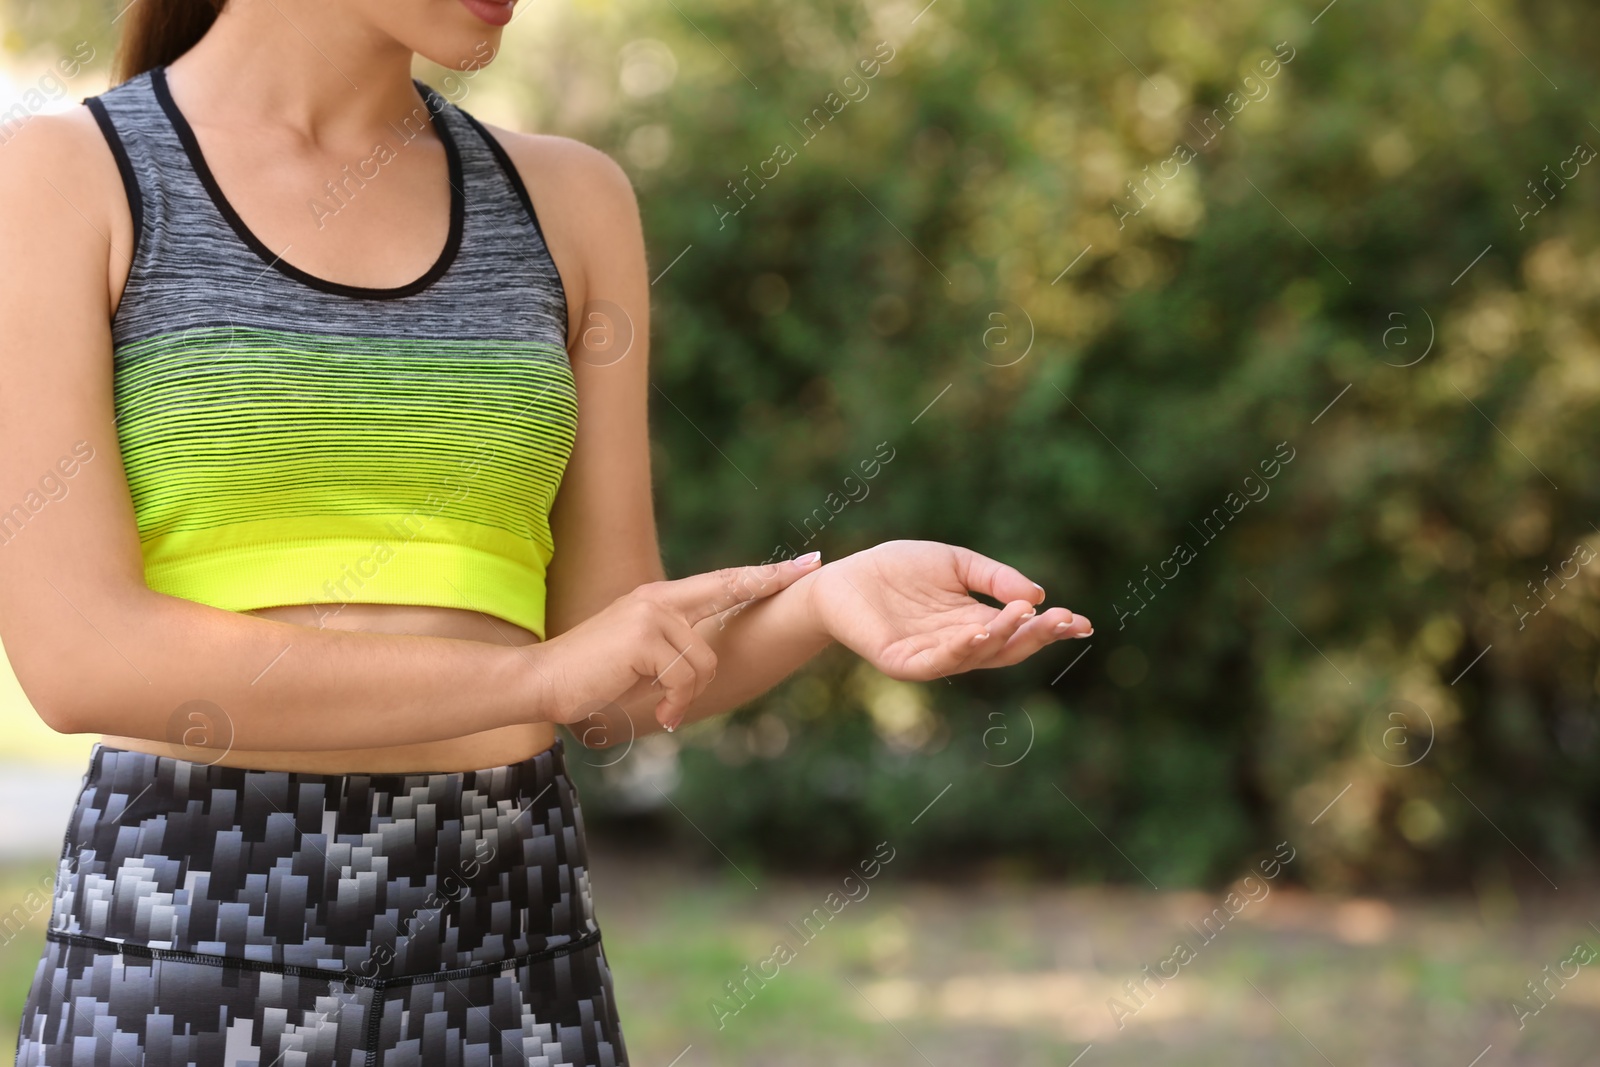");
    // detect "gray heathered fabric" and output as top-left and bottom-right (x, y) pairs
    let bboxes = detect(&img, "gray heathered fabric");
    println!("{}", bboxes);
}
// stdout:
(89, 66), (569, 349)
